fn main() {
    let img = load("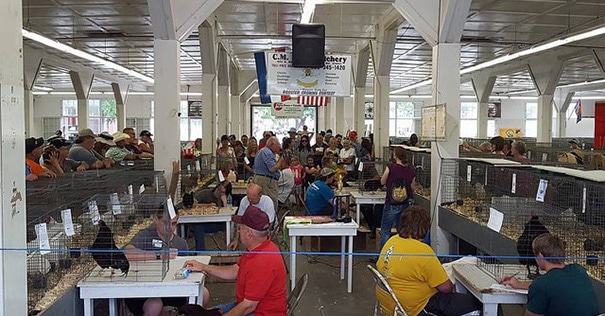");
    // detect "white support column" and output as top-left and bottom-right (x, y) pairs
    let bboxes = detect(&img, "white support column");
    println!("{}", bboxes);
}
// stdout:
(153, 39), (181, 186)
(70, 71), (94, 131)
(201, 74), (217, 154)
(230, 95), (241, 135)
(471, 75), (496, 138)
(373, 76), (390, 158)
(335, 97), (346, 134)
(24, 89), (34, 137)
(430, 43), (461, 254)
(0, 0), (27, 314)
(112, 82), (129, 131)
(217, 86), (230, 136)
(536, 95), (554, 143)
(527, 58), (564, 143)
(555, 91), (574, 138)
(243, 101), (251, 136)
(317, 106), (326, 132)
(354, 87), (366, 135)
(325, 101), (334, 130)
